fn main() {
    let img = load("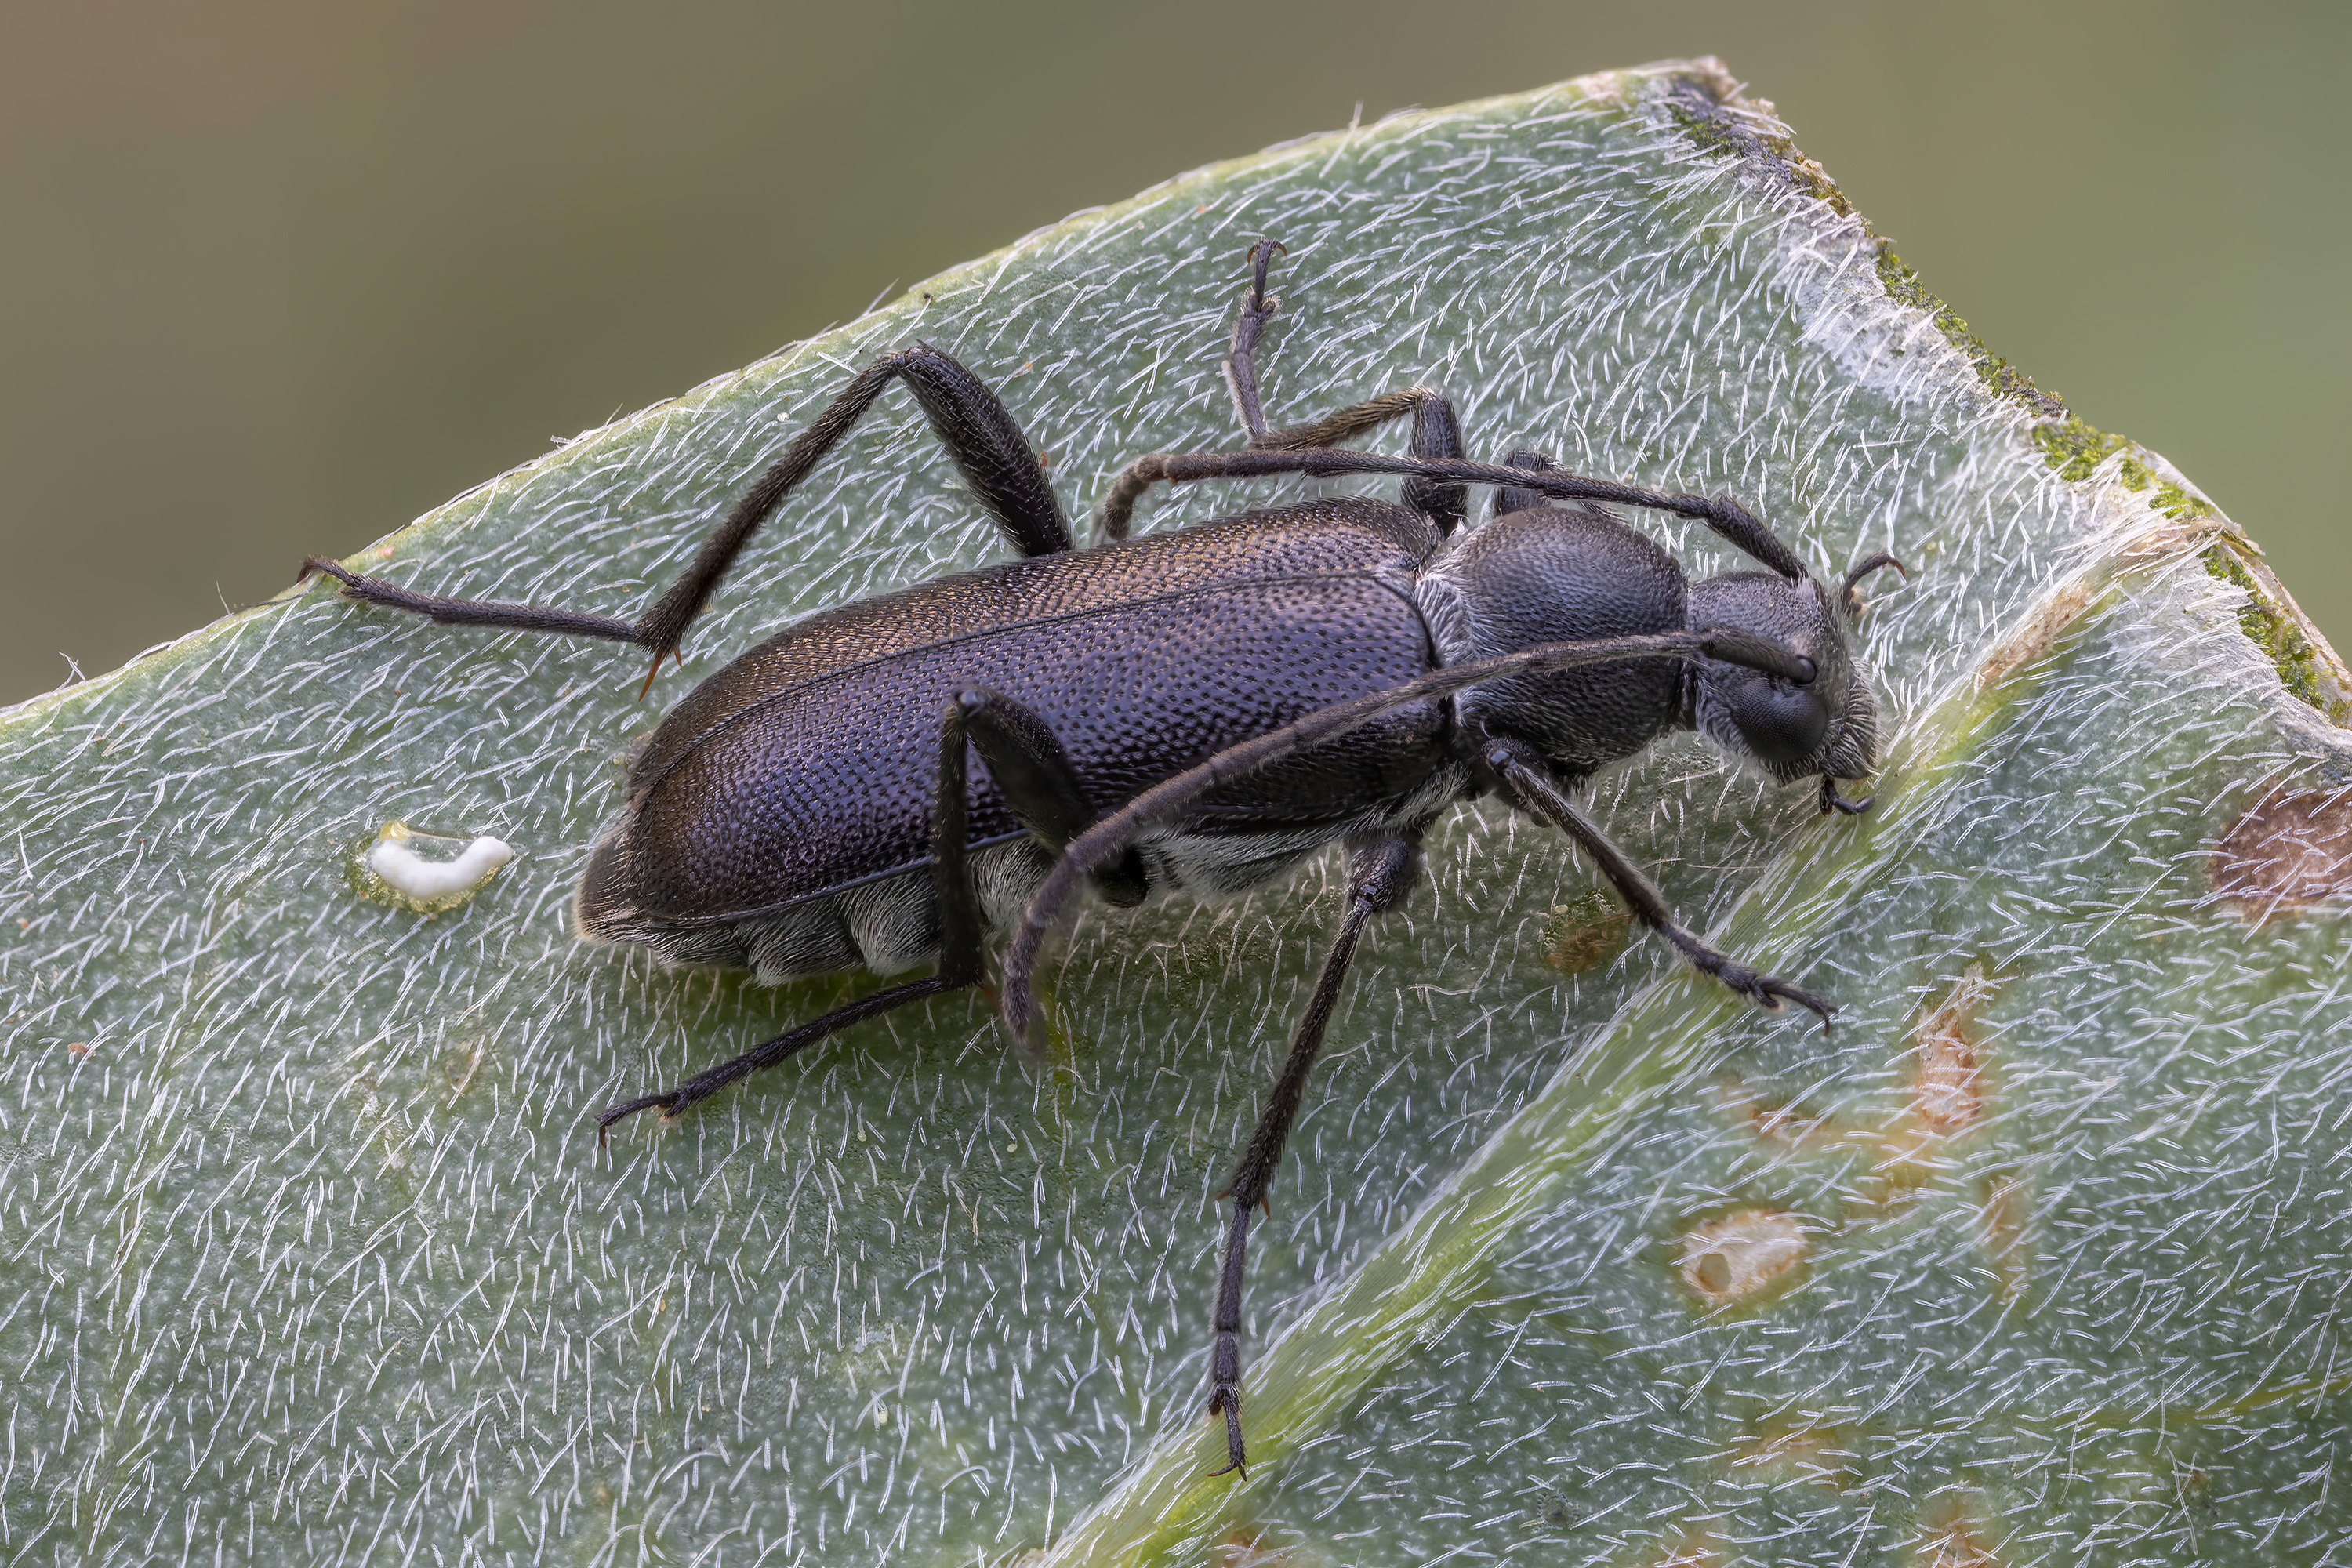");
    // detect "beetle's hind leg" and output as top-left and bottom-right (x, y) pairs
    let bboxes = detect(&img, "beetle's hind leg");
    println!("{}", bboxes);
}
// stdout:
(1484, 739), (1836, 1026)
(598, 689), (992, 1135)
(595, 970), (967, 1138)
(1207, 833), (1420, 1478)
(597, 685), (1002, 1136)
(307, 344), (1071, 688)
